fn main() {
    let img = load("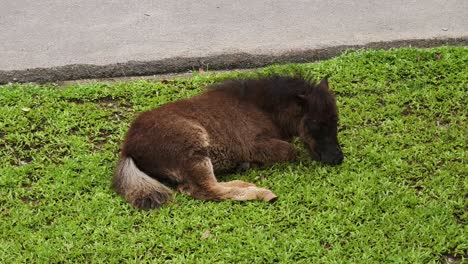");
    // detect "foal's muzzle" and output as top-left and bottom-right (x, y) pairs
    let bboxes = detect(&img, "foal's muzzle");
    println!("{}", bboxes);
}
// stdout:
(318, 146), (343, 166)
